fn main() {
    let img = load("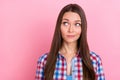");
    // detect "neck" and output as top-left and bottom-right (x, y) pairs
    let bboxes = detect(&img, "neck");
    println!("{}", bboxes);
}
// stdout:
(60, 42), (78, 54)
